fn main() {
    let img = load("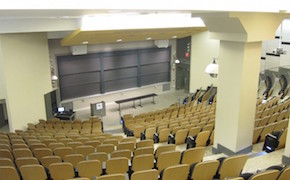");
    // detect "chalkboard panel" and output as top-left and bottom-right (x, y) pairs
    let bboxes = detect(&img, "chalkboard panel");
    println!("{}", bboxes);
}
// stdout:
(57, 47), (170, 100)
(104, 67), (137, 81)
(58, 55), (101, 75)
(104, 78), (138, 92)
(103, 54), (138, 70)
(141, 73), (170, 86)
(60, 72), (101, 88)
(61, 83), (101, 100)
